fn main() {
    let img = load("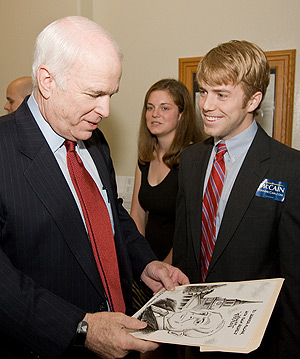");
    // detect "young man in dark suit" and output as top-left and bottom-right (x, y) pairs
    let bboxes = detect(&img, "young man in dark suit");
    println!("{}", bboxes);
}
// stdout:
(173, 40), (300, 358)
(0, 16), (189, 359)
